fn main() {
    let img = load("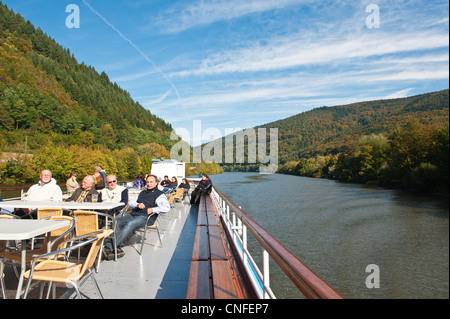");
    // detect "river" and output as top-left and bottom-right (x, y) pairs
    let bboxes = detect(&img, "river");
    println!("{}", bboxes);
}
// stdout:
(210, 172), (449, 299)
